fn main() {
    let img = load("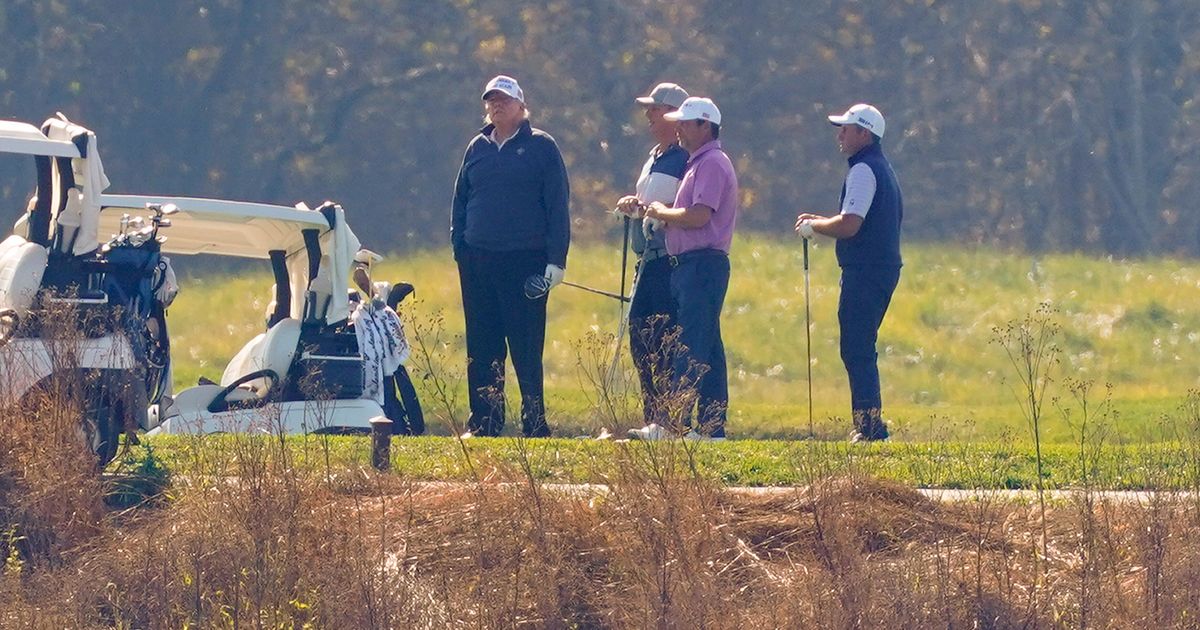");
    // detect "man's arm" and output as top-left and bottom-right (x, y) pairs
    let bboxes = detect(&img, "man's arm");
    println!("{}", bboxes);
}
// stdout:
(615, 172), (681, 216)
(644, 157), (720, 229)
(541, 138), (571, 268)
(795, 163), (874, 239)
(795, 212), (863, 239)
(645, 201), (714, 229)
(450, 144), (473, 257)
